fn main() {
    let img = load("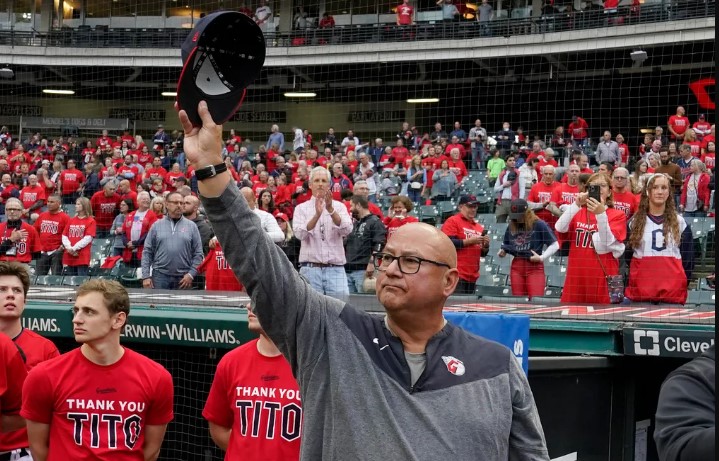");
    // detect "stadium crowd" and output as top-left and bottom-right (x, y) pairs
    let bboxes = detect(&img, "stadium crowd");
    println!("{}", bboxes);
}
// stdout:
(0, 105), (714, 303)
